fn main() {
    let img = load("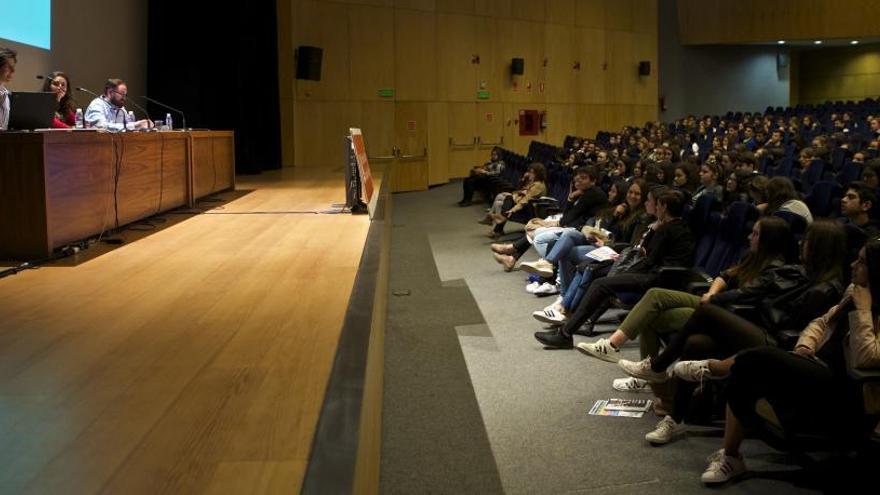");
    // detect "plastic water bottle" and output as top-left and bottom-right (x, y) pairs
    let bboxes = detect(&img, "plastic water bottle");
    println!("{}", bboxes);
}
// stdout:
(75, 108), (83, 129)
(166, 112), (173, 130)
